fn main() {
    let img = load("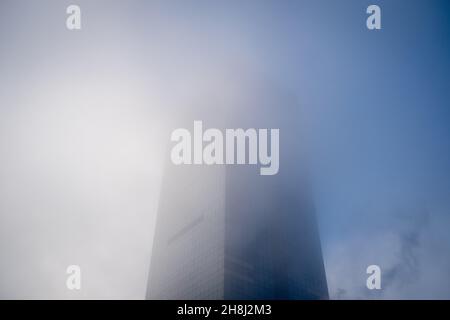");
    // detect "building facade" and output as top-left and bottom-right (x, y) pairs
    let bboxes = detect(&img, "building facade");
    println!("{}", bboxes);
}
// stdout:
(146, 79), (329, 299)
